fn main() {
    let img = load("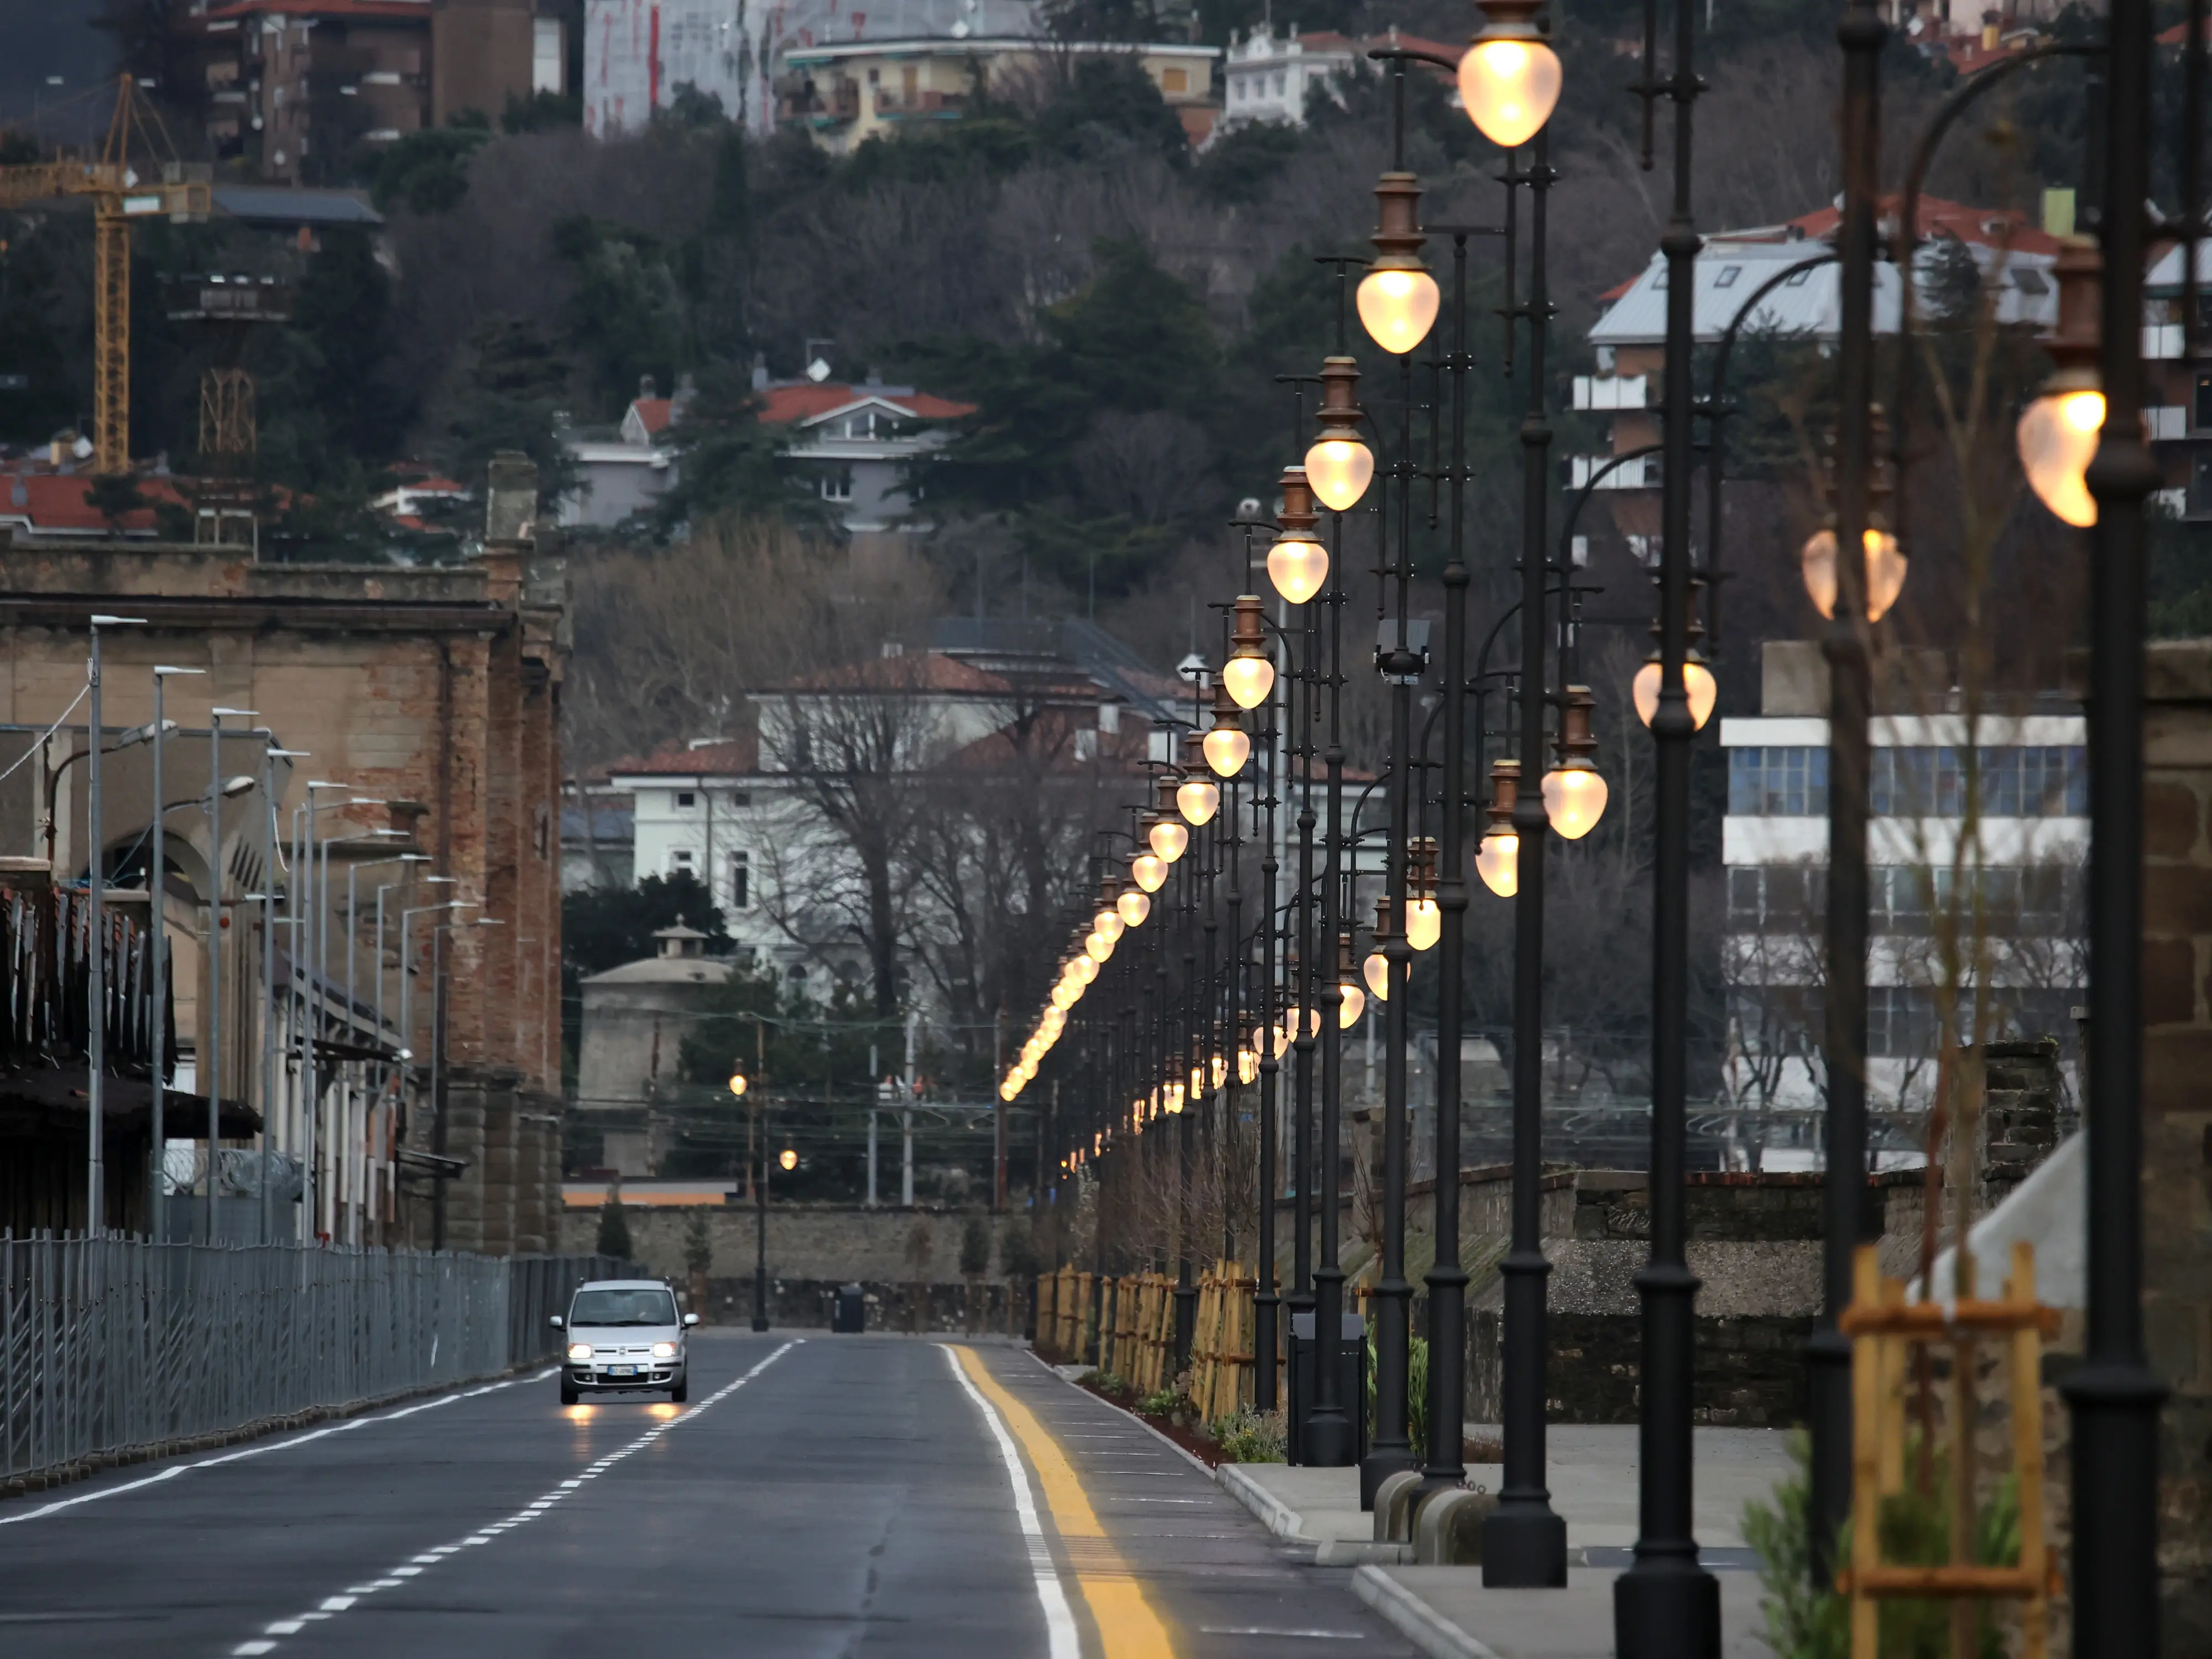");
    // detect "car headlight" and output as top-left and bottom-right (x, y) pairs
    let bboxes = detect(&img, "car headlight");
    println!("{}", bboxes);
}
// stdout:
(567, 1343), (592, 1362)
(650, 1341), (677, 1359)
